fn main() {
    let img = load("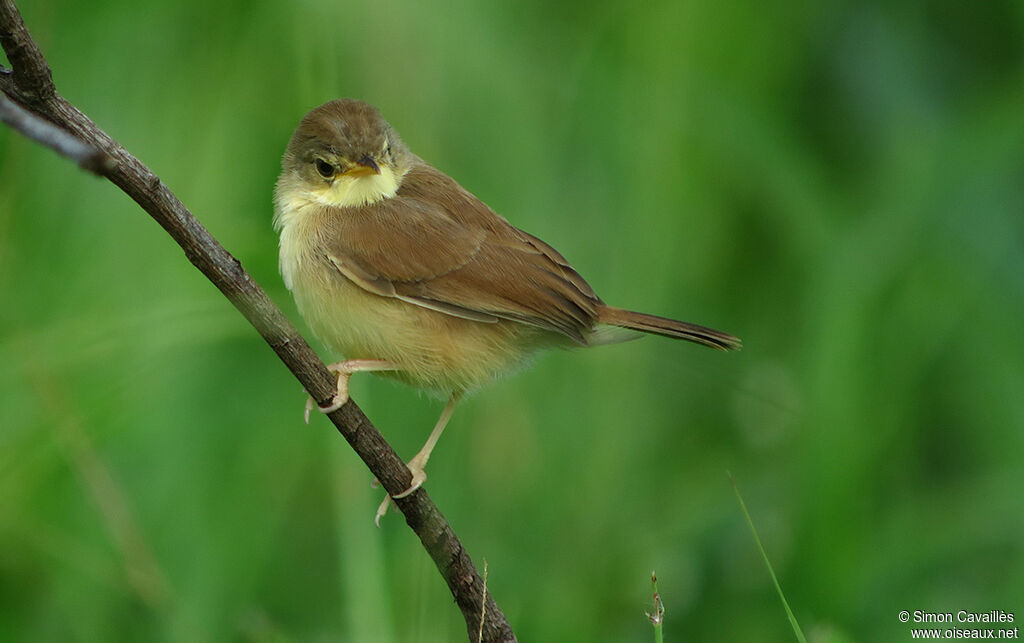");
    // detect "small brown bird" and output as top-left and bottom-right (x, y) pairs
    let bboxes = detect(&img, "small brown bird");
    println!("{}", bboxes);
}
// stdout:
(274, 99), (740, 523)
